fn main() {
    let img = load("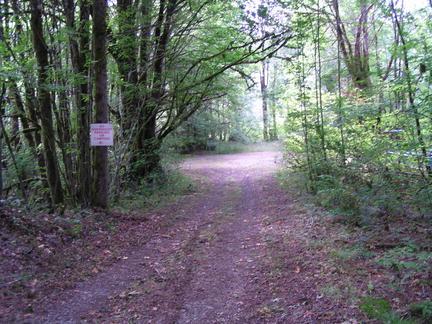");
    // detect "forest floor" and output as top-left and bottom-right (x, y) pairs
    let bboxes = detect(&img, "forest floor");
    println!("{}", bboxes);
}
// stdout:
(1, 147), (431, 323)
